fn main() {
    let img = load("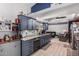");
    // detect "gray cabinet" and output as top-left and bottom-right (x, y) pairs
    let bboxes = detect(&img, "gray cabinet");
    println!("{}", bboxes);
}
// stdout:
(12, 41), (20, 56)
(0, 40), (20, 56)
(40, 36), (45, 47)
(40, 36), (47, 47)
(18, 15), (28, 30)
(21, 40), (33, 56)
(27, 18), (37, 30)
(45, 35), (50, 44)
(40, 35), (50, 47)
(32, 20), (37, 30)
(0, 45), (4, 56)
(28, 19), (33, 30)
(18, 15), (37, 30)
